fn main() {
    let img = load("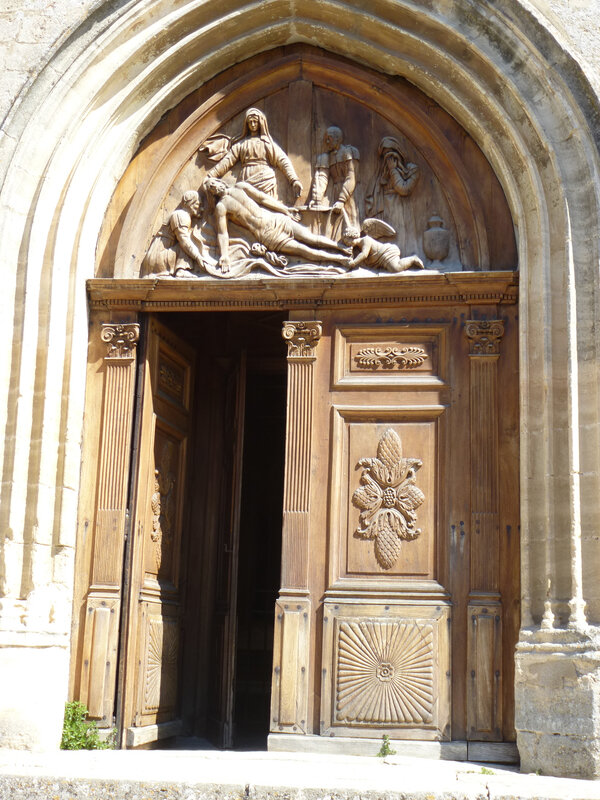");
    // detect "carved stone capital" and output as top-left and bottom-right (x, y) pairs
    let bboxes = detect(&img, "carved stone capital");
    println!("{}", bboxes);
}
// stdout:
(282, 320), (322, 359)
(101, 323), (140, 360)
(465, 320), (504, 355)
